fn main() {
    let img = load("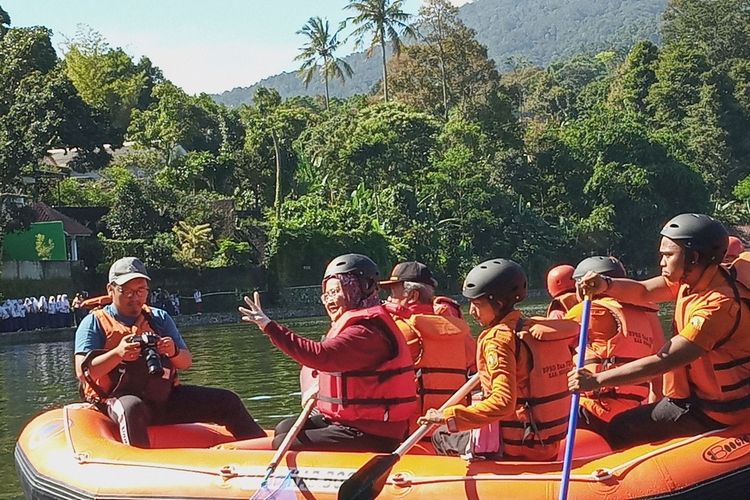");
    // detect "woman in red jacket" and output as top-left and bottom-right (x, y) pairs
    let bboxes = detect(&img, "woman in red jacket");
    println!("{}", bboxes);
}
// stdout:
(239, 253), (417, 452)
